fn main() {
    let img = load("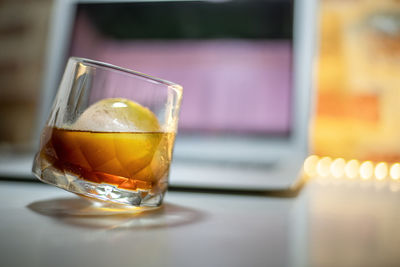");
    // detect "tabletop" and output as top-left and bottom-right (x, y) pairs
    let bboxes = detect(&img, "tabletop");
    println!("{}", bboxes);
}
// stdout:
(1, 177), (399, 267)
